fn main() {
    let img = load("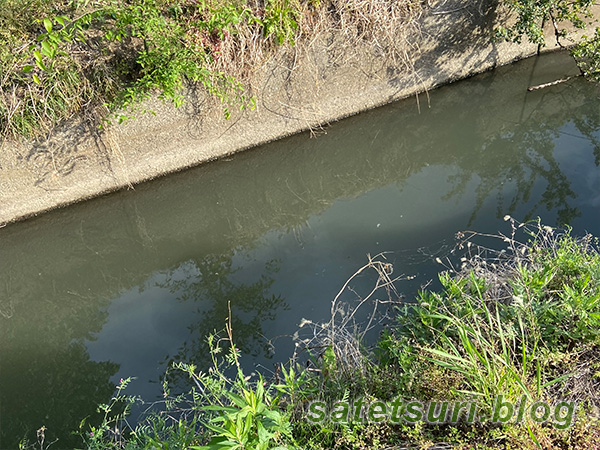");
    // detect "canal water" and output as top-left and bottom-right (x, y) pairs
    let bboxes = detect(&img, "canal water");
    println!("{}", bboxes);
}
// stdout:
(1, 51), (599, 448)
